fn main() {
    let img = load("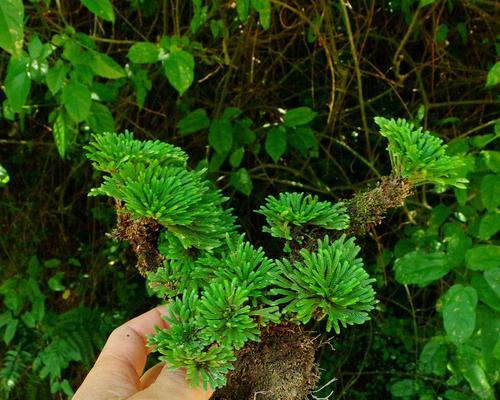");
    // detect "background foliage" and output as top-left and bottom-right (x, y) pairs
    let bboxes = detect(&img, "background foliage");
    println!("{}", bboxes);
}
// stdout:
(0, 0), (498, 399)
